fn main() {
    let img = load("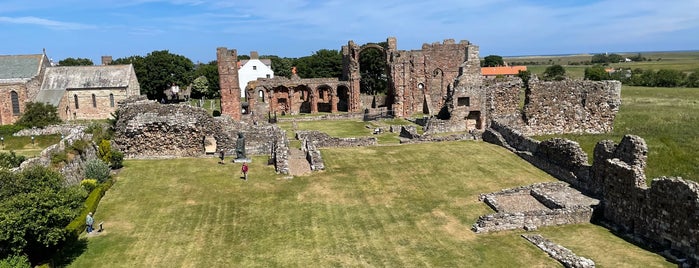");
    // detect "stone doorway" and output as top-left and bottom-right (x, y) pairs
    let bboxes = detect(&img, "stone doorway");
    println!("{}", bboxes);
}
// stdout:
(466, 111), (482, 130)
(337, 85), (349, 112)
